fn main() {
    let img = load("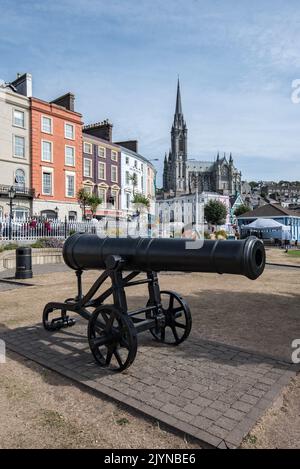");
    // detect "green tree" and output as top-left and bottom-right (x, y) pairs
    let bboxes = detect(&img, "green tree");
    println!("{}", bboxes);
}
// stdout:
(234, 204), (250, 217)
(204, 200), (227, 227)
(129, 173), (138, 194)
(249, 181), (258, 190)
(132, 193), (150, 235)
(131, 193), (150, 210)
(87, 194), (102, 216)
(77, 188), (91, 220)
